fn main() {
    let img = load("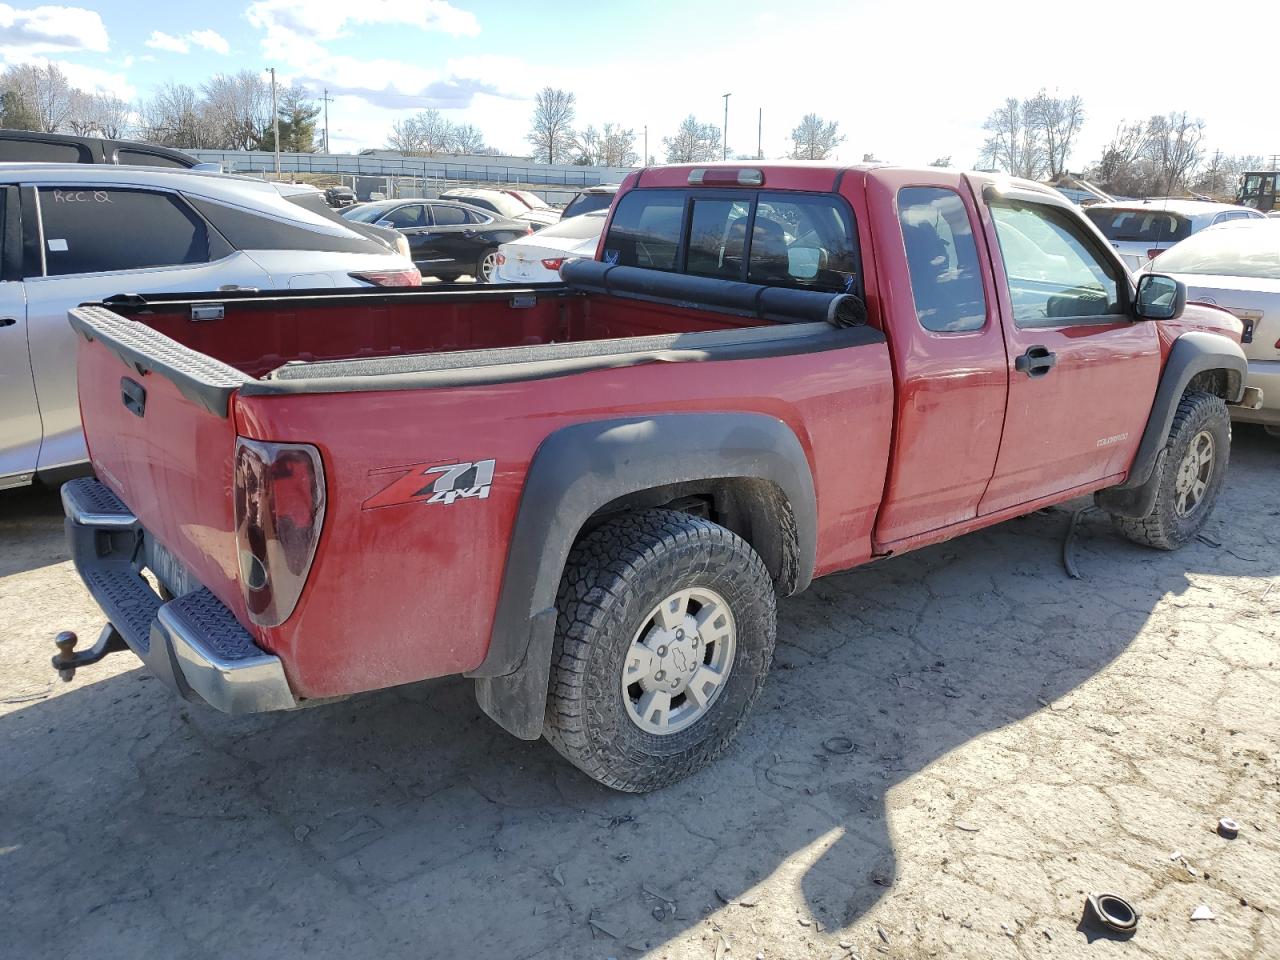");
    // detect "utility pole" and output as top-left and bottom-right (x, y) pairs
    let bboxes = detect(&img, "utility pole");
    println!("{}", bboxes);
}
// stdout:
(643, 125), (648, 166)
(722, 92), (731, 161)
(322, 88), (334, 154)
(757, 107), (762, 160)
(268, 66), (280, 176)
